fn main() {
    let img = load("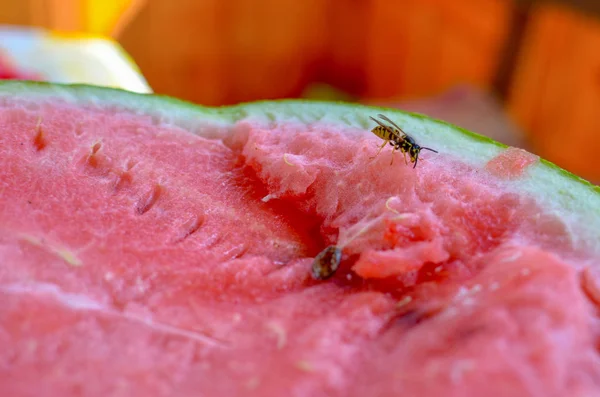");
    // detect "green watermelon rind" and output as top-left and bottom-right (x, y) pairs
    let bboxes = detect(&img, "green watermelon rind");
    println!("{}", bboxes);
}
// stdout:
(2, 81), (599, 255)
